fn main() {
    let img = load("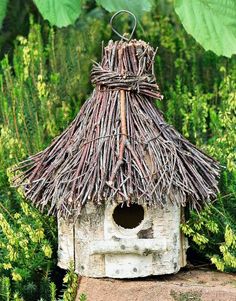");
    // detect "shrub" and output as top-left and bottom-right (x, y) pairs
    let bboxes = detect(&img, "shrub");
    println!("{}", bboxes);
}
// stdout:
(0, 15), (108, 300)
